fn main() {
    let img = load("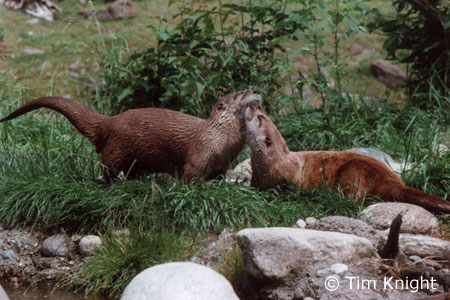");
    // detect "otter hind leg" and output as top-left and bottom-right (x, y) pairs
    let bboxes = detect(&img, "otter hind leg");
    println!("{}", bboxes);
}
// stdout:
(335, 159), (372, 201)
